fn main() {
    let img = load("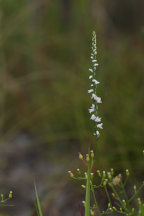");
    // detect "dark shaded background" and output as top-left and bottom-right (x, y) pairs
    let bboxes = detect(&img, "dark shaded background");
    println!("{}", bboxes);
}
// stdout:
(0, 0), (144, 215)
